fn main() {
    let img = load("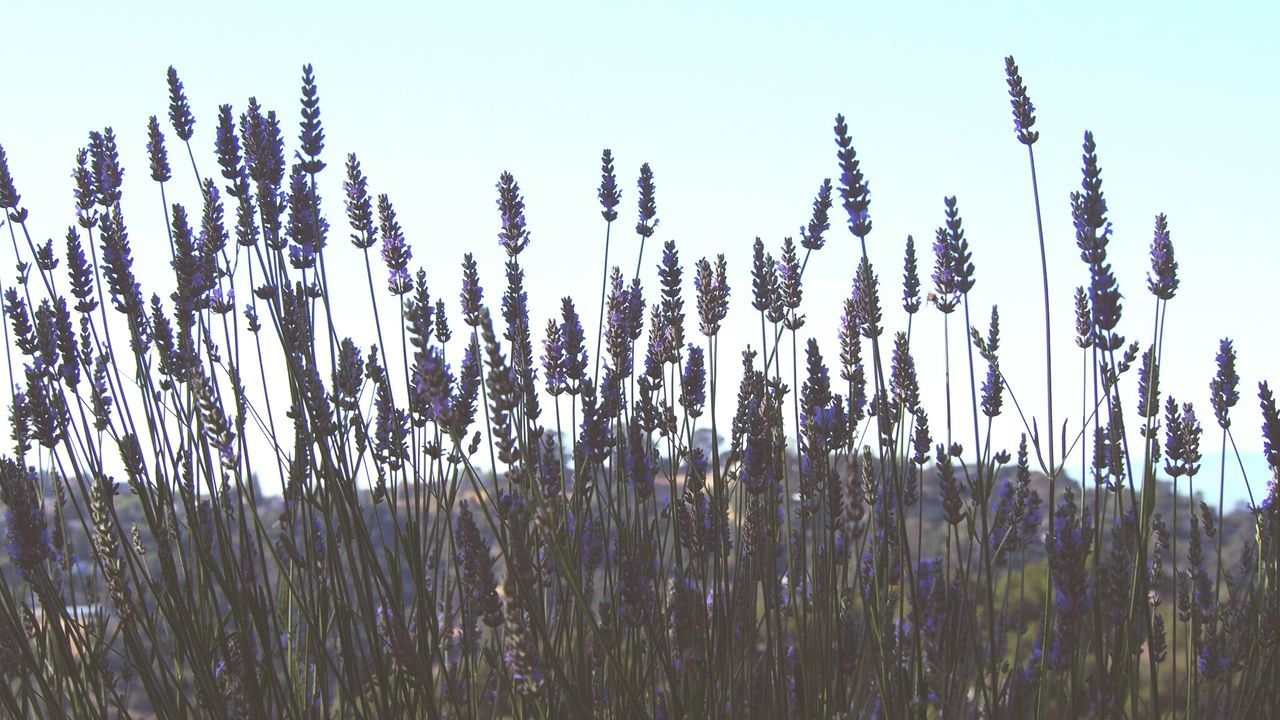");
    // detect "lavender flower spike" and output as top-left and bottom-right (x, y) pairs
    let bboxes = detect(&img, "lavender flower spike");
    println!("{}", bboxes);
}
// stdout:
(800, 178), (833, 250)
(834, 114), (871, 238)
(343, 154), (377, 250)
(1047, 489), (1092, 672)
(1209, 338), (1239, 429)
(0, 144), (22, 213)
(1, 459), (51, 582)
(166, 66), (196, 141)
(1259, 382), (1280, 473)
(146, 116), (171, 183)
(902, 235), (921, 314)
(1147, 213), (1178, 300)
(599, 149), (621, 222)
(635, 162), (658, 238)
(496, 171), (531, 256)
(680, 344), (706, 417)
(379, 195), (412, 295)
(1004, 56), (1039, 145)
(297, 64), (325, 174)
